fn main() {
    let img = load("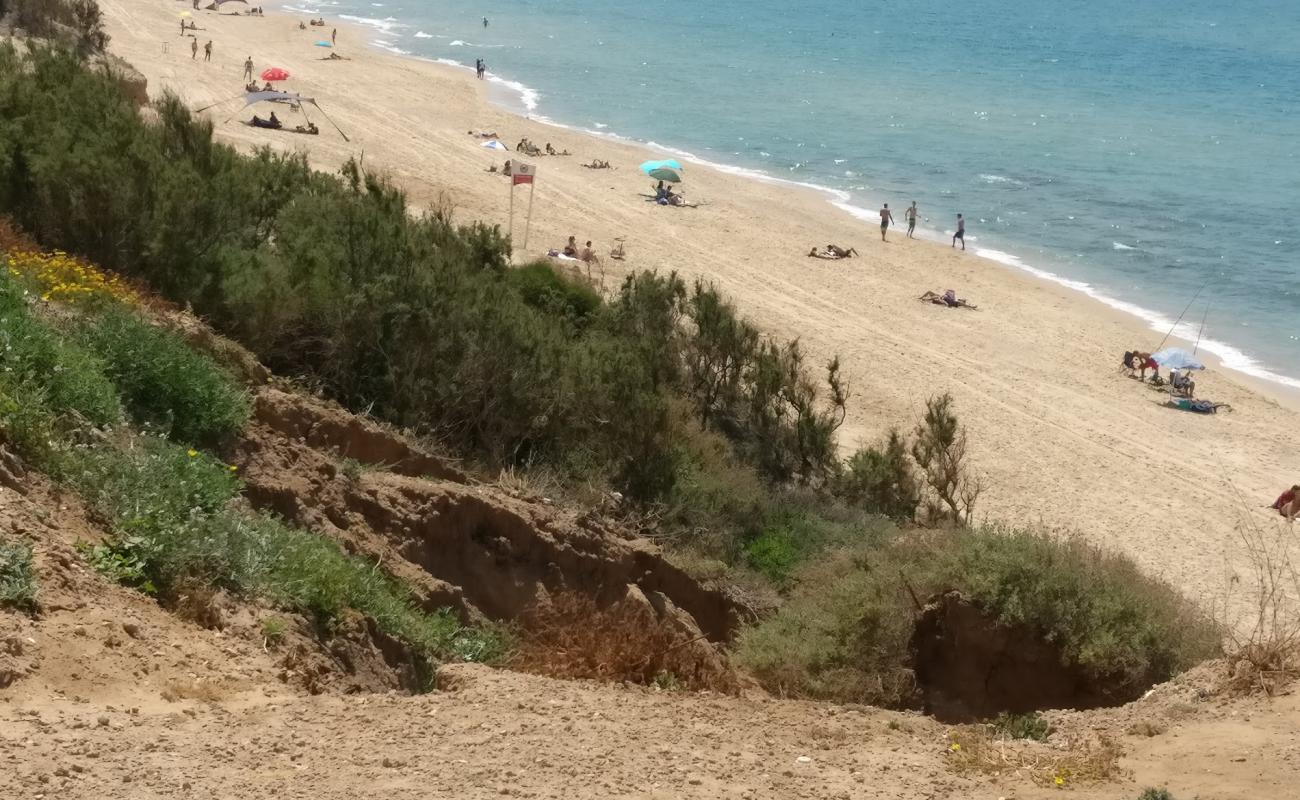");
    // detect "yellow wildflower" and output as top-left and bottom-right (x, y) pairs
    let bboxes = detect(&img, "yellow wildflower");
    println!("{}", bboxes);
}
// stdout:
(187, 449), (198, 458)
